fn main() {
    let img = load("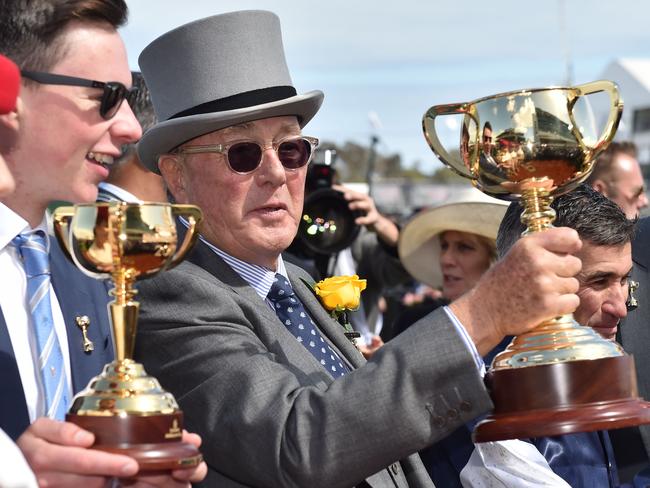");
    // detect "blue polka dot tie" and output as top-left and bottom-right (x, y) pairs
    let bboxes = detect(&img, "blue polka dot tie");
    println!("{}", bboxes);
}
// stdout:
(13, 230), (68, 420)
(268, 274), (349, 377)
